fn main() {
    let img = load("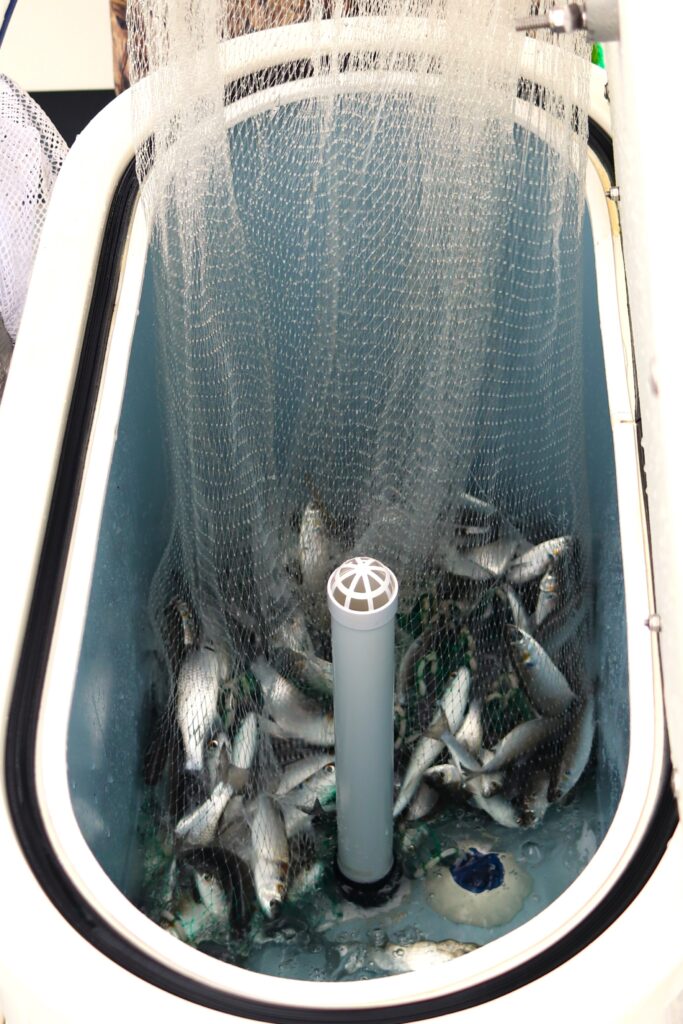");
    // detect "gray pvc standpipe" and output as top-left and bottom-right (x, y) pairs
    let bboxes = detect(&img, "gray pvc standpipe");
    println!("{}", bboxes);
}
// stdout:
(328, 558), (398, 885)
